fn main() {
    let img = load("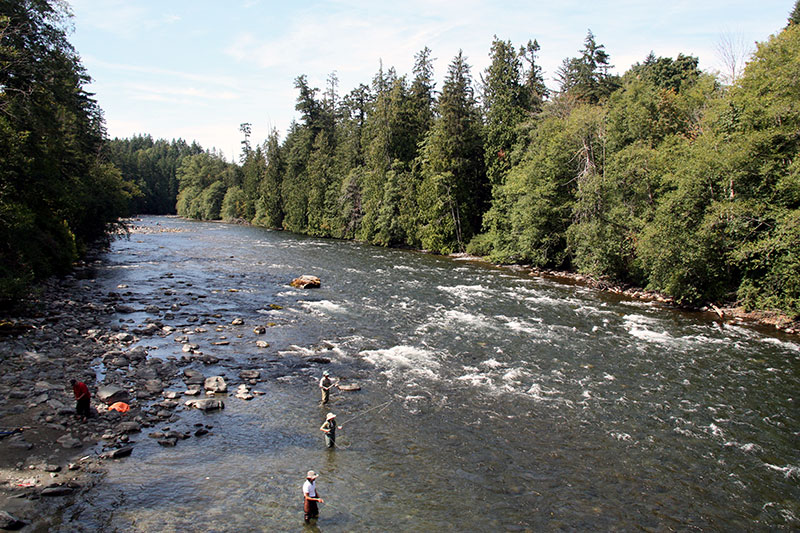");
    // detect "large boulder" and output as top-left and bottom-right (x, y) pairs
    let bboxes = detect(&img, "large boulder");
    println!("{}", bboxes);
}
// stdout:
(204, 376), (227, 393)
(290, 275), (321, 289)
(96, 385), (129, 405)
